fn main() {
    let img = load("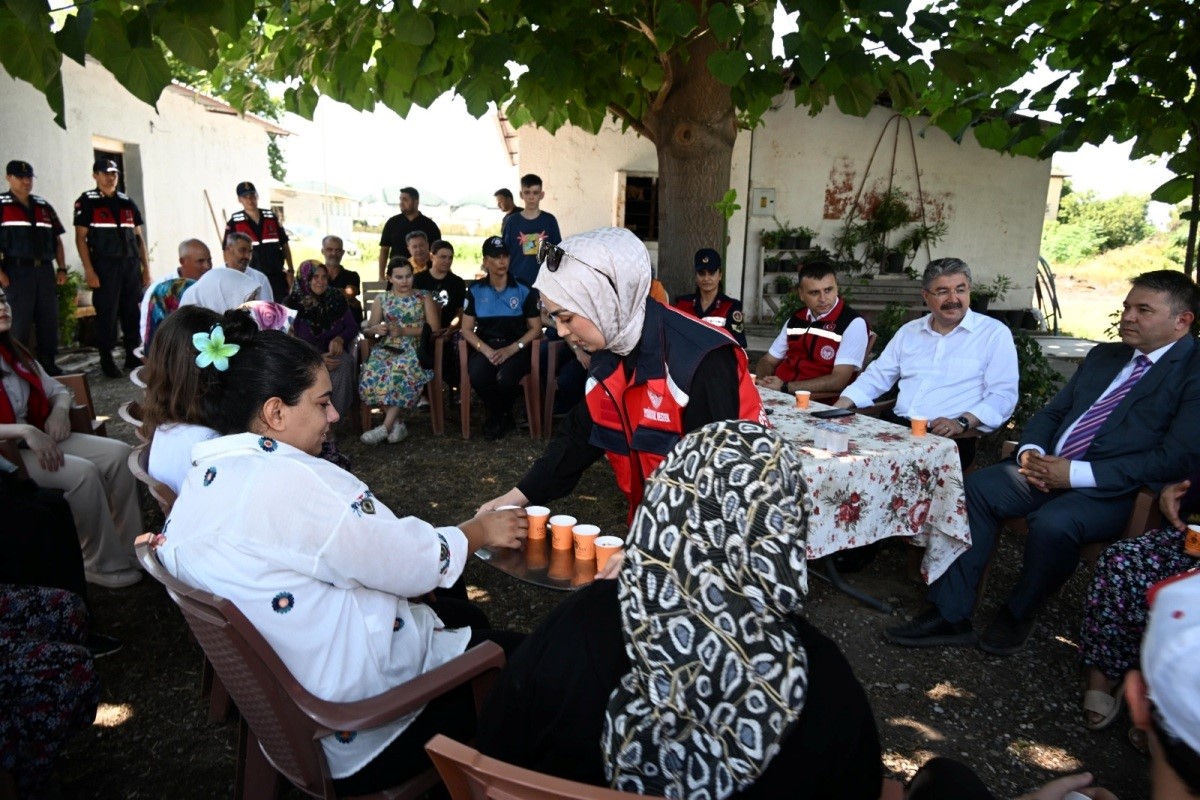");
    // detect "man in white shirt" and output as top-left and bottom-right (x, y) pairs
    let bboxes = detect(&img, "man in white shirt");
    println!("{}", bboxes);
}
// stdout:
(887, 269), (1200, 656)
(138, 238), (212, 345)
(756, 261), (869, 395)
(834, 258), (1018, 468)
(219, 231), (273, 302)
